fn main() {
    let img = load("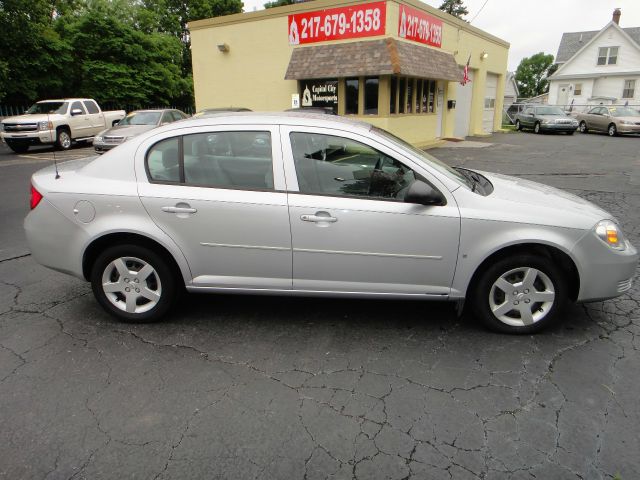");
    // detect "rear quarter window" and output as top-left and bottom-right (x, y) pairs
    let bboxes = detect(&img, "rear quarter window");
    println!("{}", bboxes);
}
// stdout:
(146, 137), (181, 183)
